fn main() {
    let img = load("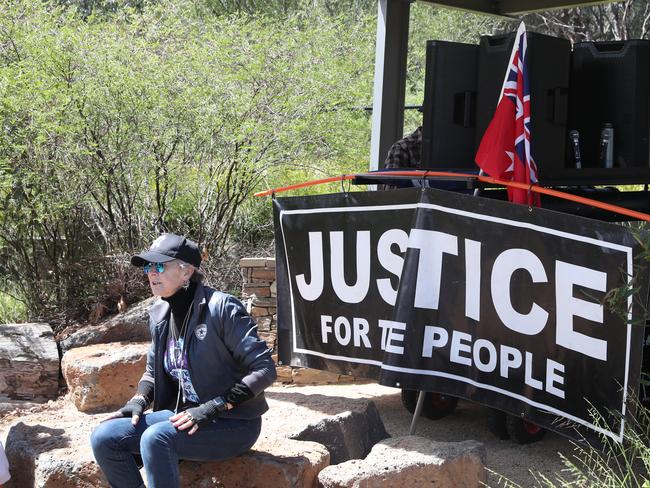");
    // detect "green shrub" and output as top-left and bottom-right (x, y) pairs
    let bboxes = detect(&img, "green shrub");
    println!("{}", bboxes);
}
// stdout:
(491, 403), (650, 487)
(0, 0), (376, 326)
(0, 289), (26, 324)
